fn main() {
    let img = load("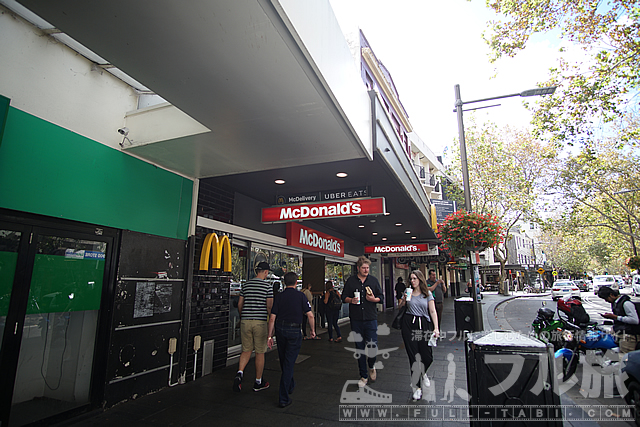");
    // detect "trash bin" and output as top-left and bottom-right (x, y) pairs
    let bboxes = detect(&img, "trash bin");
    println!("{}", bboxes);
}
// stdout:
(465, 330), (562, 426)
(455, 297), (476, 333)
